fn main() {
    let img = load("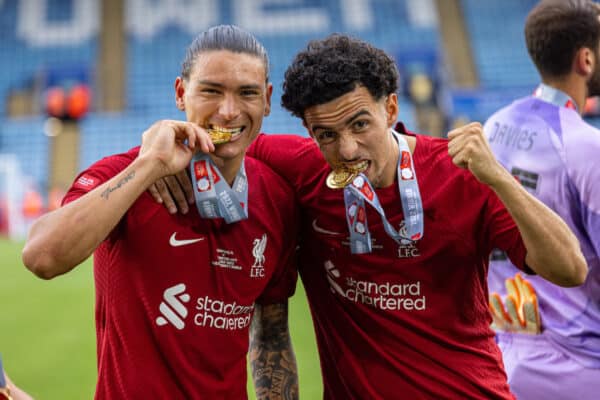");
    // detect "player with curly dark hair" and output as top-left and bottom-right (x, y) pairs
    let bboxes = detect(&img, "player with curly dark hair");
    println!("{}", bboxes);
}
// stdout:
(248, 33), (585, 399)
(281, 34), (398, 119)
